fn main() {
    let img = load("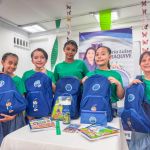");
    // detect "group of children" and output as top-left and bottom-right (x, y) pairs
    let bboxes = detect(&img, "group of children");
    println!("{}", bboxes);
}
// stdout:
(0, 39), (150, 149)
